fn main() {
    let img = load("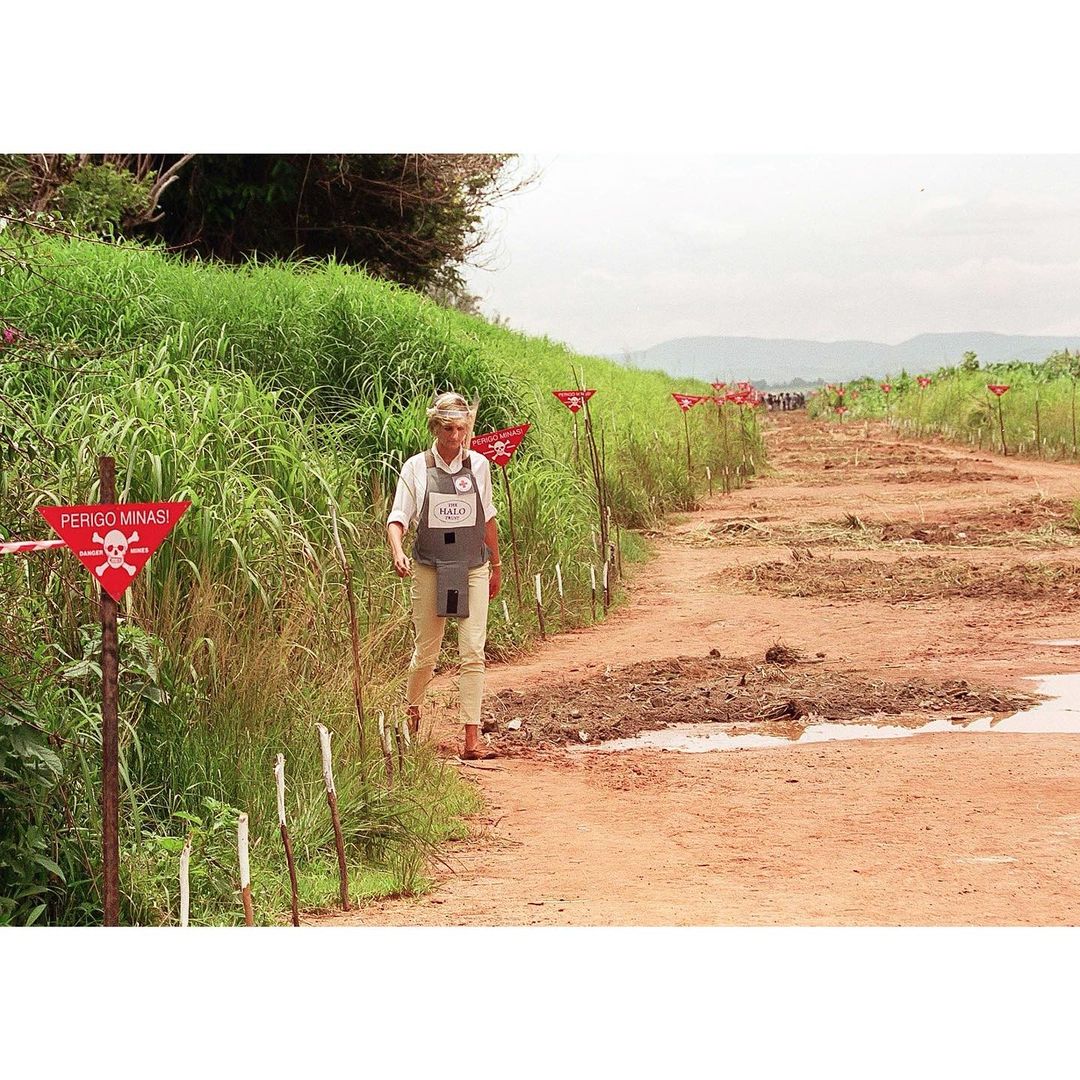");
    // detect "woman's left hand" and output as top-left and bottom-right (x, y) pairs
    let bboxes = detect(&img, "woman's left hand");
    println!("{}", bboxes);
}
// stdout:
(488, 564), (501, 600)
